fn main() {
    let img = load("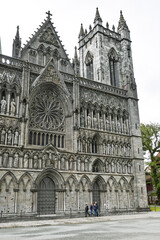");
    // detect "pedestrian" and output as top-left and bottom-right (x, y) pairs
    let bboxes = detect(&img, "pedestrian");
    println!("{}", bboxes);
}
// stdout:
(90, 203), (93, 216)
(94, 202), (98, 217)
(85, 204), (90, 217)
